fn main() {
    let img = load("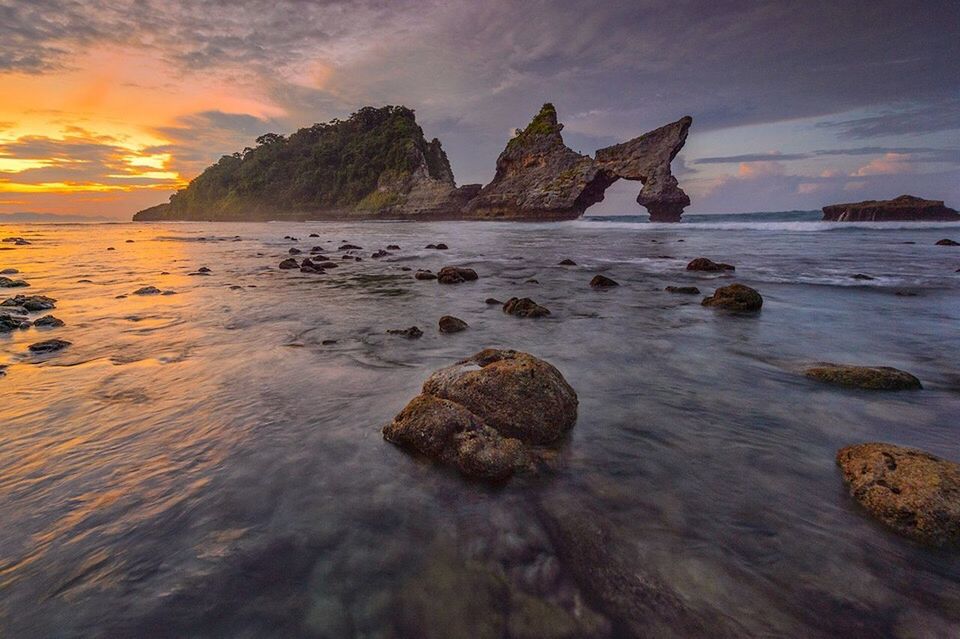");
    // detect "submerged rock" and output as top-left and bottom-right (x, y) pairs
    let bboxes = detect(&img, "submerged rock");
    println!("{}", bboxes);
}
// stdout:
(936, 238), (959, 246)
(804, 363), (921, 390)
(278, 258), (299, 269)
(589, 274), (619, 288)
(0, 276), (29, 288)
(388, 326), (423, 339)
(485, 297), (503, 305)
(686, 257), (735, 272)
(1, 294), (56, 311)
(33, 315), (64, 328)
(665, 286), (700, 294)
(503, 297), (551, 318)
(837, 443), (960, 546)
(28, 338), (71, 353)
(437, 266), (478, 284)
(438, 315), (468, 333)
(132, 286), (162, 296)
(851, 273), (875, 280)
(414, 269), (437, 281)
(701, 284), (762, 312)
(822, 195), (960, 222)
(383, 349), (578, 480)
(339, 244), (362, 251)
(372, 249), (392, 258)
